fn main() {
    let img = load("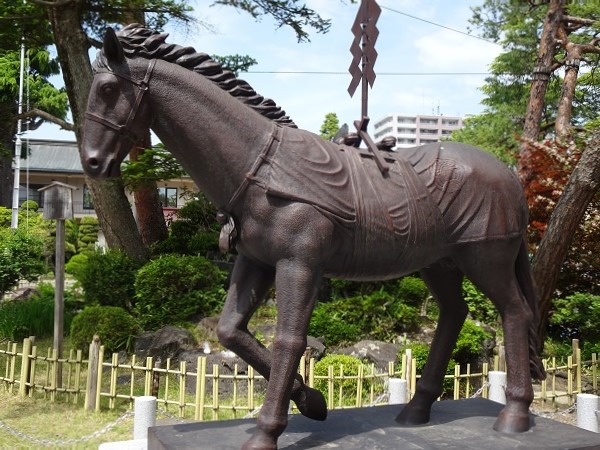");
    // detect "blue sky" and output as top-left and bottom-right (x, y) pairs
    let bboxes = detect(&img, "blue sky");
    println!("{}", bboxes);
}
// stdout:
(25, 0), (502, 141)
